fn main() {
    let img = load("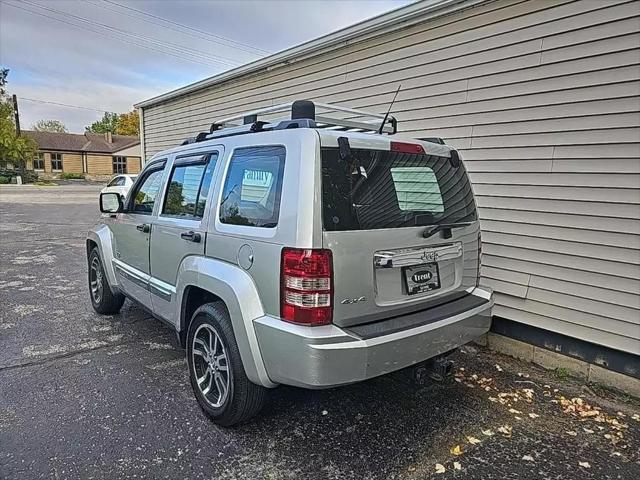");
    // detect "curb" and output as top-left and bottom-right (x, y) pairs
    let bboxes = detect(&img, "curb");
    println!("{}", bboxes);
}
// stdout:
(480, 333), (640, 399)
